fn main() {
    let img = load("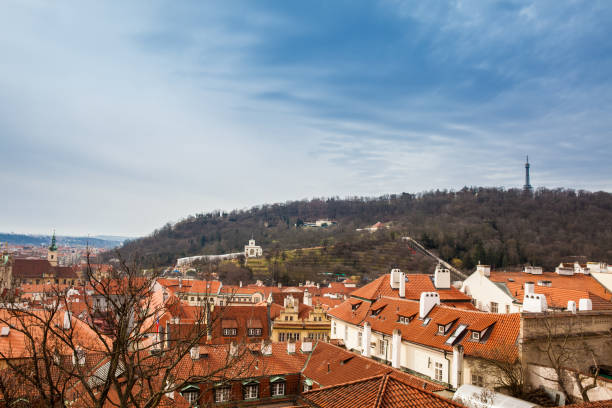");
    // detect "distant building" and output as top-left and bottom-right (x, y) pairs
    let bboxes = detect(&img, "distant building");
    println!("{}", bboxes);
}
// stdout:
(244, 239), (263, 258)
(303, 219), (337, 228)
(5, 232), (80, 288)
(270, 293), (331, 342)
